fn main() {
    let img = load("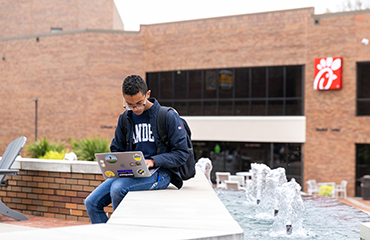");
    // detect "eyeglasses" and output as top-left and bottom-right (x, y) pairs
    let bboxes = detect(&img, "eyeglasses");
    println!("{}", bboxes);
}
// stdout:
(123, 96), (147, 110)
